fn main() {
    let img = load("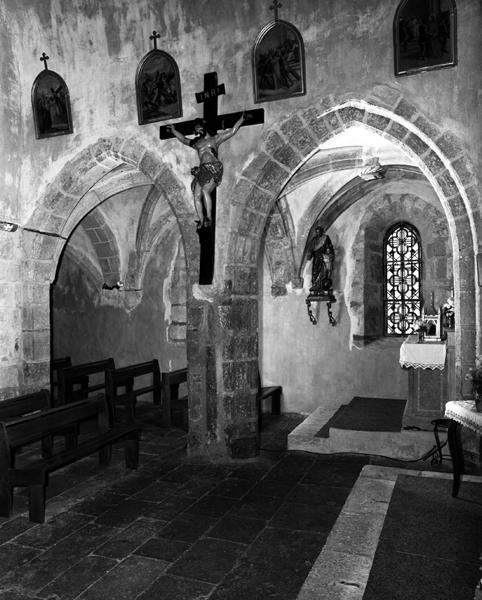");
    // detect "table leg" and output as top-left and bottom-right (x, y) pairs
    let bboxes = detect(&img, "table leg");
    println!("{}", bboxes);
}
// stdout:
(447, 419), (464, 497)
